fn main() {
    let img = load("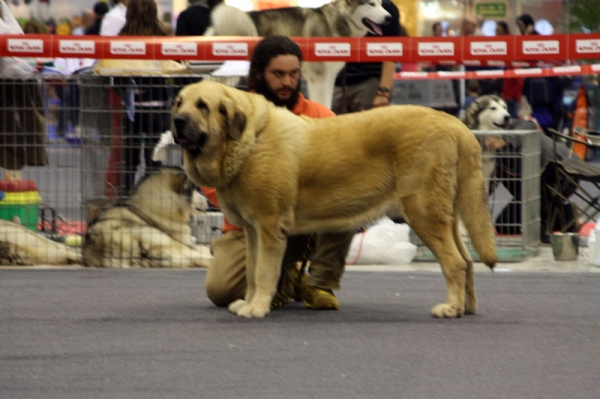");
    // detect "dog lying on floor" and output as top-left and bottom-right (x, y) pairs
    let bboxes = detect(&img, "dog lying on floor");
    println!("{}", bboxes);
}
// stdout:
(82, 167), (211, 268)
(0, 218), (82, 266)
(172, 81), (497, 318)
